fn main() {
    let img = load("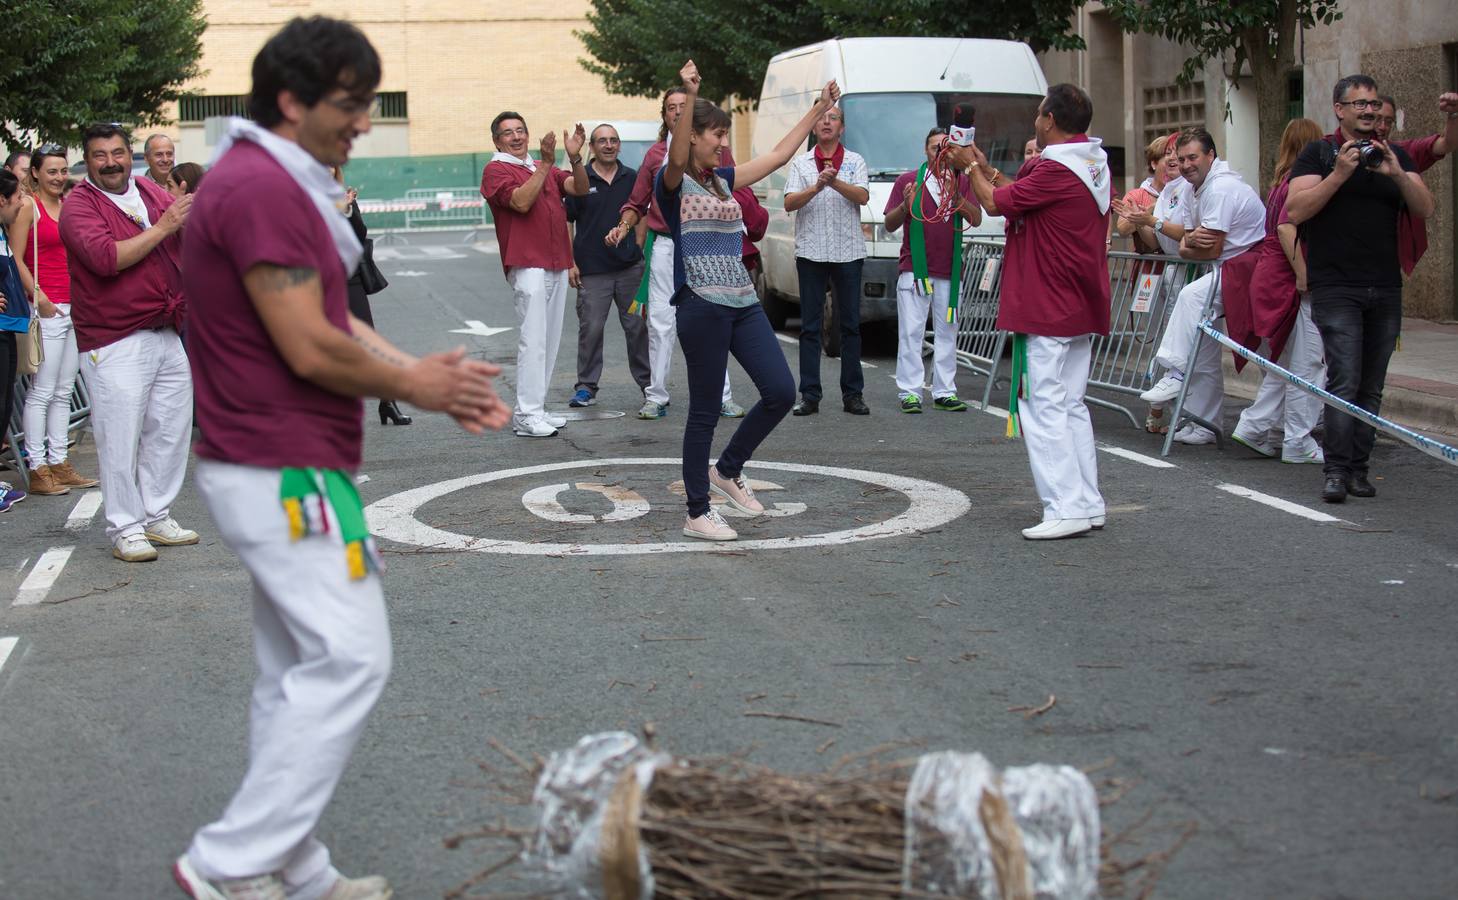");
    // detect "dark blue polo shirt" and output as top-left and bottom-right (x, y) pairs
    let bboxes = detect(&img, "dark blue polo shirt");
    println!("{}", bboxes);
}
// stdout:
(564, 162), (643, 276)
